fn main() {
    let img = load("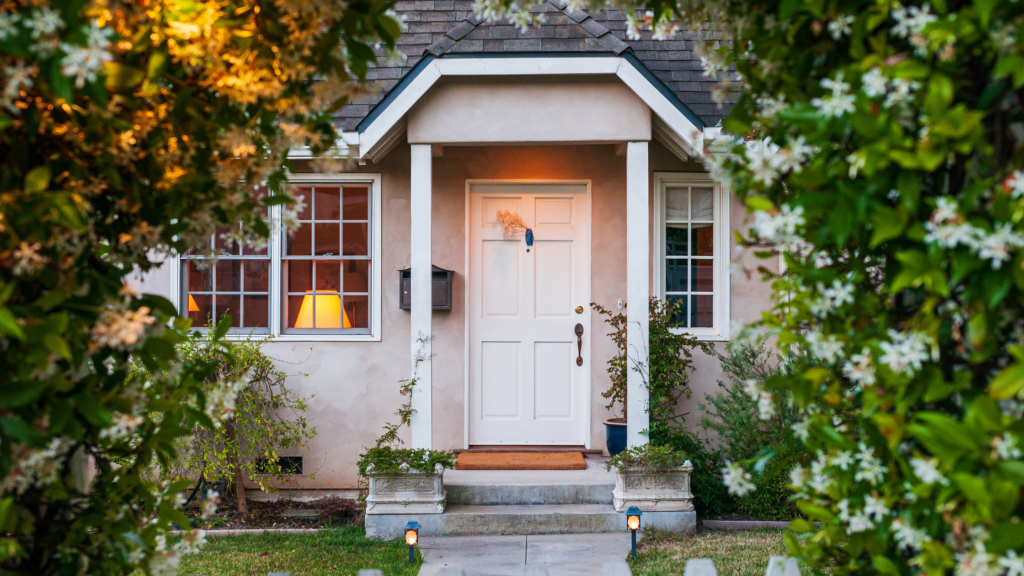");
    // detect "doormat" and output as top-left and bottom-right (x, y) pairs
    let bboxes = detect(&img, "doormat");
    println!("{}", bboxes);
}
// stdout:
(455, 452), (587, 471)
